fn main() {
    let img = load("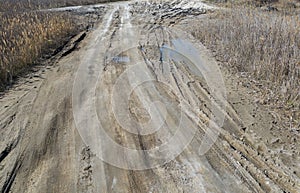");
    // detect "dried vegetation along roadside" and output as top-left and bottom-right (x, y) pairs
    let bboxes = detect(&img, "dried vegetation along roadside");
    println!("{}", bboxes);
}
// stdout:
(0, 0), (126, 91)
(0, 10), (77, 90)
(192, 7), (300, 128)
(205, 0), (300, 11)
